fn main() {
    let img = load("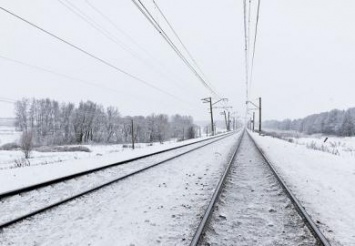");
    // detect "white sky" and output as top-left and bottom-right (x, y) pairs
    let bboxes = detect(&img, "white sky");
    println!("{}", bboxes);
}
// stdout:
(0, 0), (354, 122)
